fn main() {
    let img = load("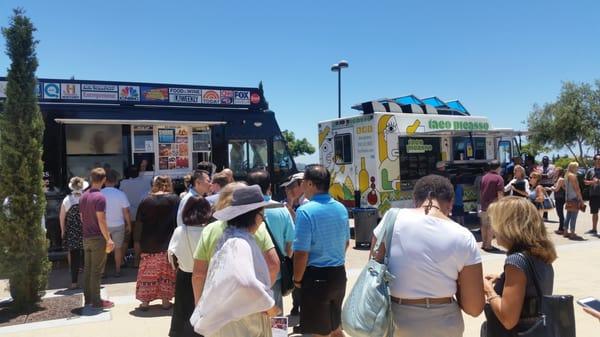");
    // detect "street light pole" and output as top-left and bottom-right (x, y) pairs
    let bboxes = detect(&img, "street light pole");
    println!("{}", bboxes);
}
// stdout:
(331, 60), (348, 119)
